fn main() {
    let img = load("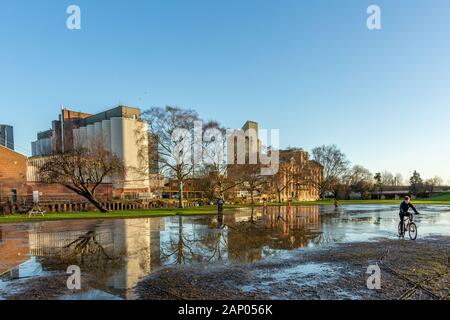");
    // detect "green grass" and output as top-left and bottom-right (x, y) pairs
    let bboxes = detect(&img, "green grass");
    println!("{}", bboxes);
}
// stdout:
(421, 193), (450, 201)
(2, 197), (449, 224)
(0, 206), (226, 224)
